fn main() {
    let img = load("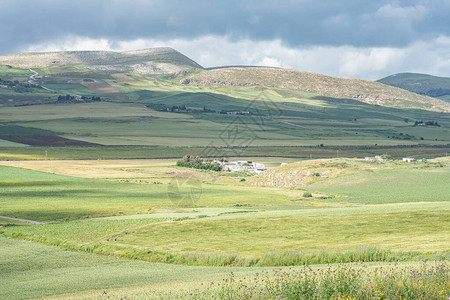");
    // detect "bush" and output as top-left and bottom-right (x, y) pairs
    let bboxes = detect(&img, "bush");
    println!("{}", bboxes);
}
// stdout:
(176, 160), (222, 171)
(303, 192), (313, 197)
